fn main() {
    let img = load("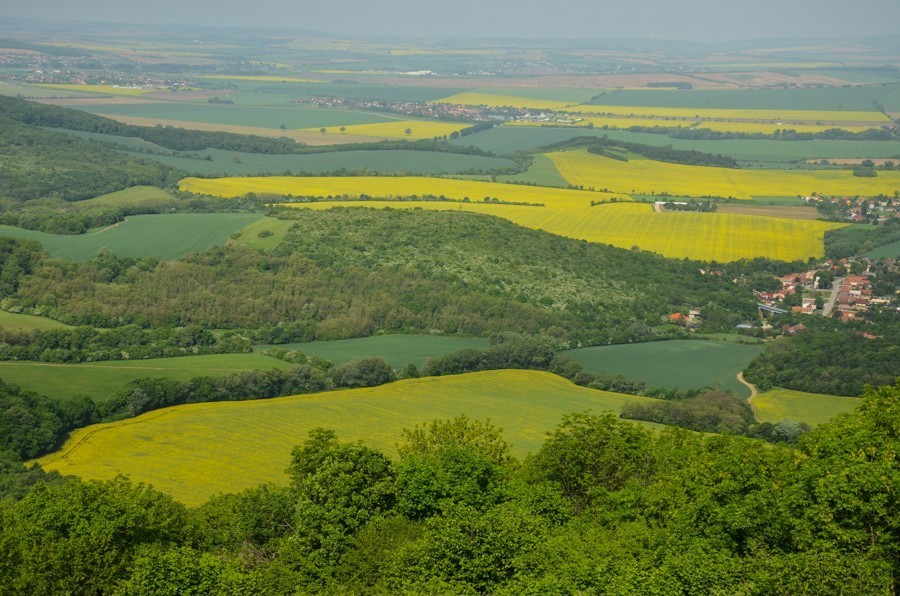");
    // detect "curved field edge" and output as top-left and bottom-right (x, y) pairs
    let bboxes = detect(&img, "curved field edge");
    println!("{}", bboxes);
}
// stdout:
(754, 388), (858, 427)
(37, 370), (661, 505)
(275, 200), (843, 262)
